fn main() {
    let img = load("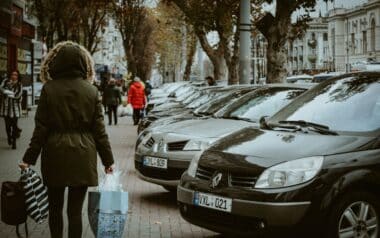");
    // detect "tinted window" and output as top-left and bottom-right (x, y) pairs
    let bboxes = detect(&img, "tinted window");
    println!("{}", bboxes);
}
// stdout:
(219, 88), (305, 122)
(271, 74), (380, 132)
